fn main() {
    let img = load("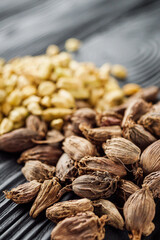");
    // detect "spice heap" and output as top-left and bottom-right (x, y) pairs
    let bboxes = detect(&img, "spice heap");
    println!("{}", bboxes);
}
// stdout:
(0, 40), (132, 135)
(1, 42), (160, 240)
